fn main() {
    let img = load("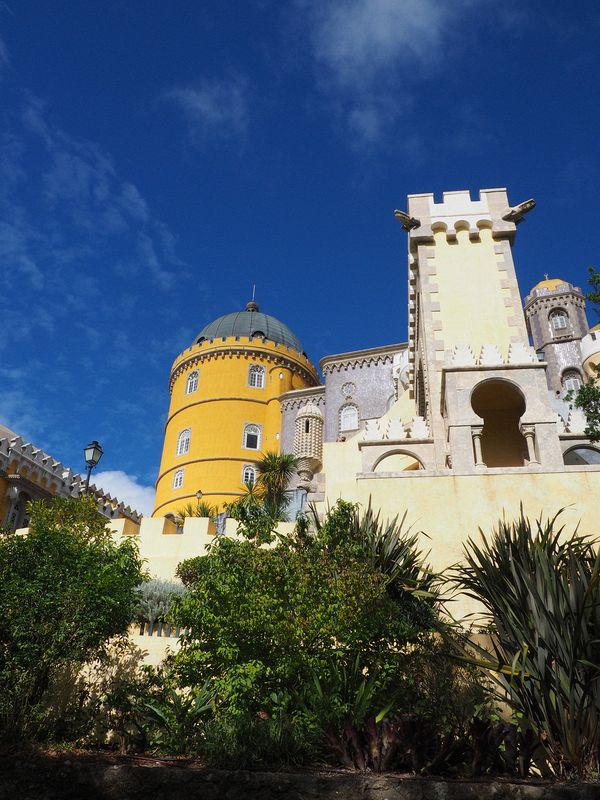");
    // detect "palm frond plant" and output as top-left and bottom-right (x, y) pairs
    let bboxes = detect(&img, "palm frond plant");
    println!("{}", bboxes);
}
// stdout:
(453, 509), (600, 779)
(174, 501), (216, 523)
(226, 452), (299, 544)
